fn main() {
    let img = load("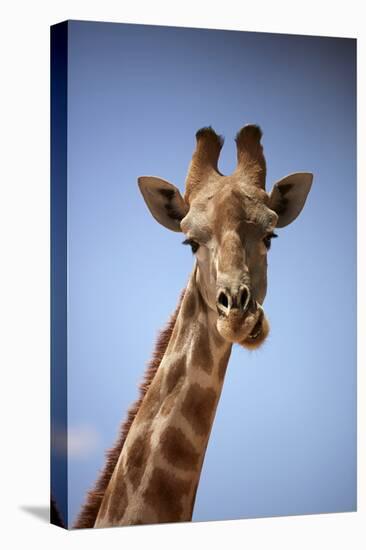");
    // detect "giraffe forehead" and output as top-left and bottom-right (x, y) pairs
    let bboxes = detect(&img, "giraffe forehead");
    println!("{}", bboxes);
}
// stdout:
(182, 185), (276, 240)
(213, 186), (273, 226)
